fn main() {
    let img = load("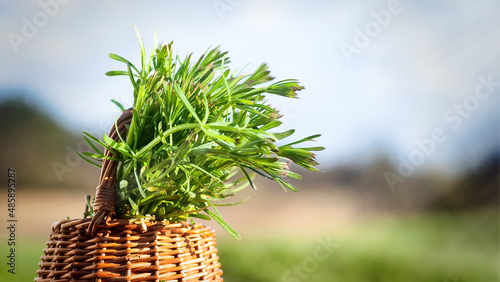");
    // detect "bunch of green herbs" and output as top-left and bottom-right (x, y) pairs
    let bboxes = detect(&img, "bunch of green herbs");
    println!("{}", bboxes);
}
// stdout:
(80, 28), (323, 239)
